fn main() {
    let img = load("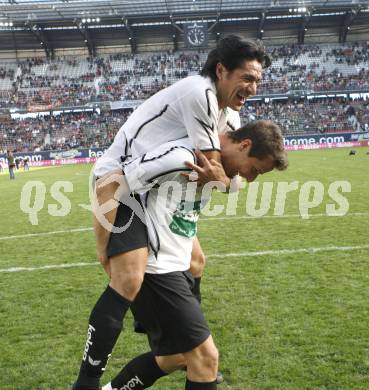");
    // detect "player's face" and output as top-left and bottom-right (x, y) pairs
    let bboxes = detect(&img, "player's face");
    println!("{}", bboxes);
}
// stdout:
(216, 59), (263, 111)
(222, 140), (275, 182)
(238, 155), (275, 183)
